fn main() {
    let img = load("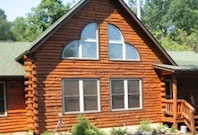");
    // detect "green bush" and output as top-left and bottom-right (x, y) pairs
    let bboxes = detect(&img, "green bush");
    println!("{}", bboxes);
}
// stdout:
(139, 120), (152, 132)
(71, 115), (105, 135)
(41, 131), (53, 135)
(110, 128), (128, 135)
